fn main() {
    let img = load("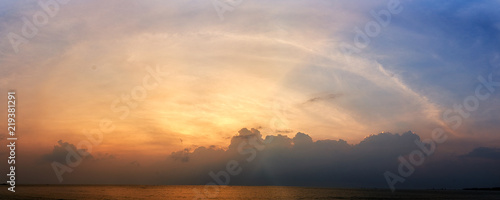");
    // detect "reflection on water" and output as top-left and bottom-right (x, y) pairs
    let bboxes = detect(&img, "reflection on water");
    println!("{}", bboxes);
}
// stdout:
(1, 185), (500, 200)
